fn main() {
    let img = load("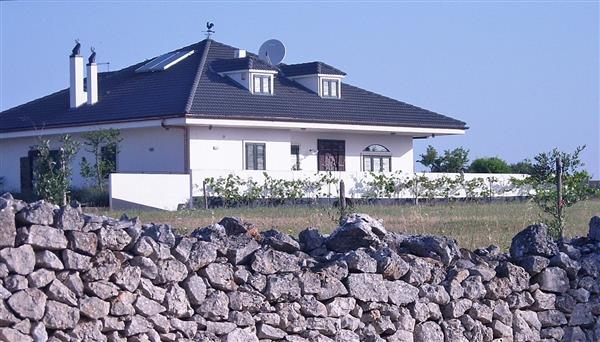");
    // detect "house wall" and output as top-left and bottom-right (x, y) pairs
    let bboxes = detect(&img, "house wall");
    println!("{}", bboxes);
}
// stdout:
(188, 126), (413, 173)
(0, 126), (184, 193)
(189, 126), (291, 171)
